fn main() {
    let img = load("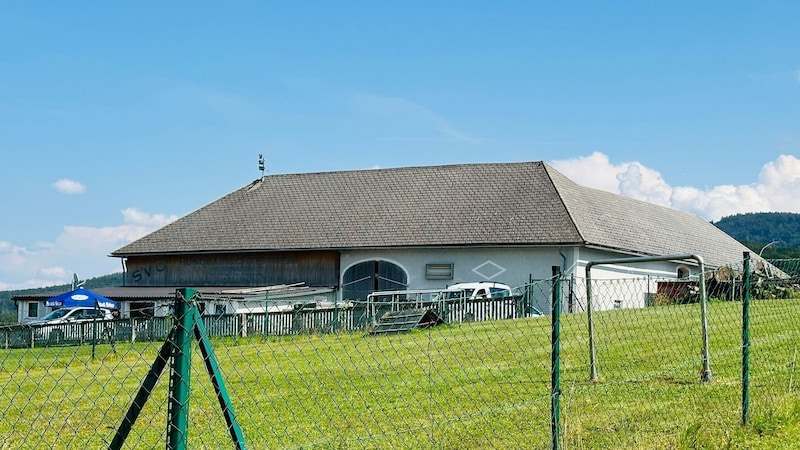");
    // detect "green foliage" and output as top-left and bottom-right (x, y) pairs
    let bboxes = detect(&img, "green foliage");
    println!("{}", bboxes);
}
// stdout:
(713, 212), (800, 258)
(0, 311), (16, 324)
